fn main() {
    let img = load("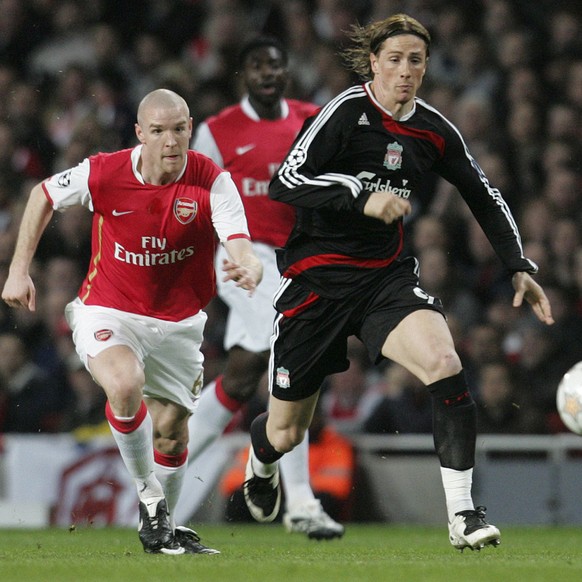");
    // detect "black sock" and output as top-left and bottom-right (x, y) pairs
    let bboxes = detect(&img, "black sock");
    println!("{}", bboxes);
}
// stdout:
(250, 412), (284, 464)
(429, 371), (476, 470)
